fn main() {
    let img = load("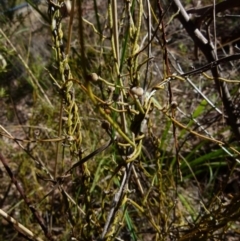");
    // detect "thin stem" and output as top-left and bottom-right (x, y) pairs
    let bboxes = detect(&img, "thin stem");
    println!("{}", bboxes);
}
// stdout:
(66, 0), (75, 56)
